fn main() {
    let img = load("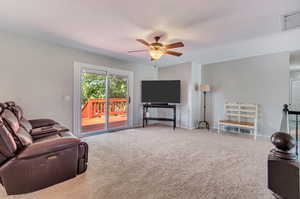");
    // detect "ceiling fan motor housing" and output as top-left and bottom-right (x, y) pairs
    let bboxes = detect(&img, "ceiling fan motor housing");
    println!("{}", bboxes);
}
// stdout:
(154, 36), (161, 42)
